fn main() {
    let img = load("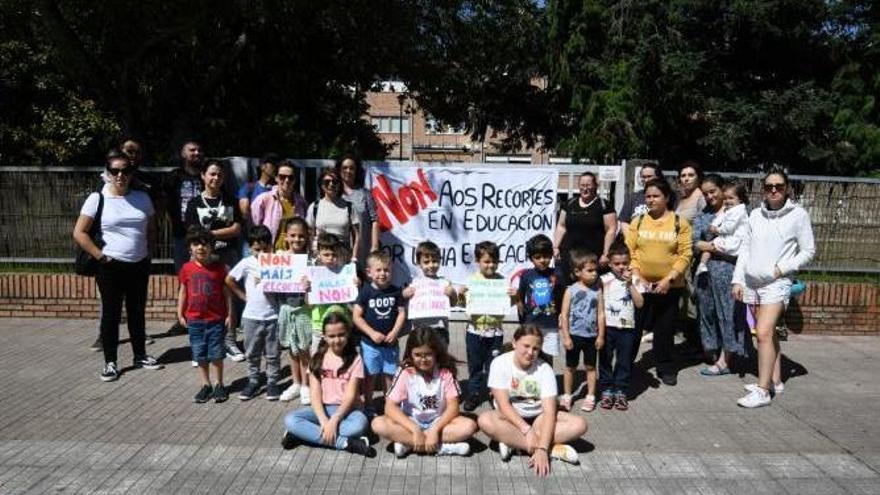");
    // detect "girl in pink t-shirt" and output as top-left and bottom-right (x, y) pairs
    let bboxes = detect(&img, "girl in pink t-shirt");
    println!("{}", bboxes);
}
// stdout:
(281, 313), (375, 456)
(371, 326), (478, 458)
